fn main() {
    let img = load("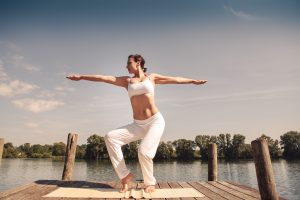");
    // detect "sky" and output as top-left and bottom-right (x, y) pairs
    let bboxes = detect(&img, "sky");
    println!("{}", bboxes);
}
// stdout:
(0, 0), (299, 146)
